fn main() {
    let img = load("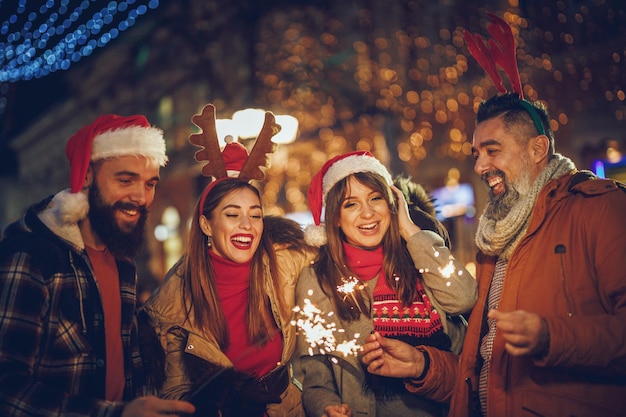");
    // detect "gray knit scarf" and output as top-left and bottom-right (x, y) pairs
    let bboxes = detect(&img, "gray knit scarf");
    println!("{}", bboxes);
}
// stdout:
(475, 153), (575, 260)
